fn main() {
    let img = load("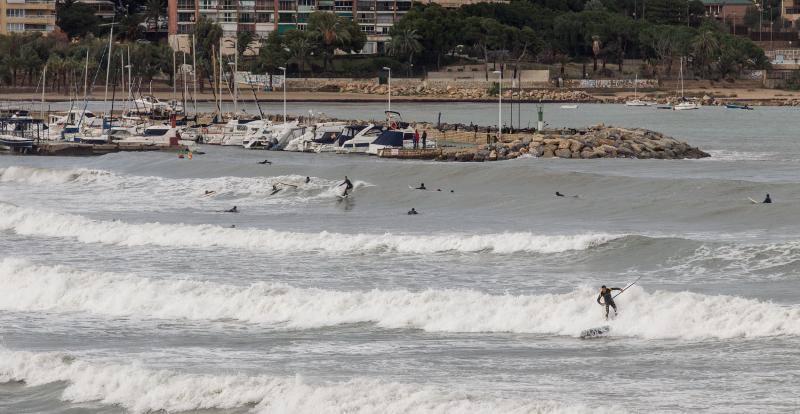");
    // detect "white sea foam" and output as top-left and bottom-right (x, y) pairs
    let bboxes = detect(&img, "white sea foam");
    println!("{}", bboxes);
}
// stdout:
(0, 204), (618, 254)
(1, 259), (798, 340)
(0, 165), (366, 204)
(0, 166), (108, 185)
(0, 349), (613, 414)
